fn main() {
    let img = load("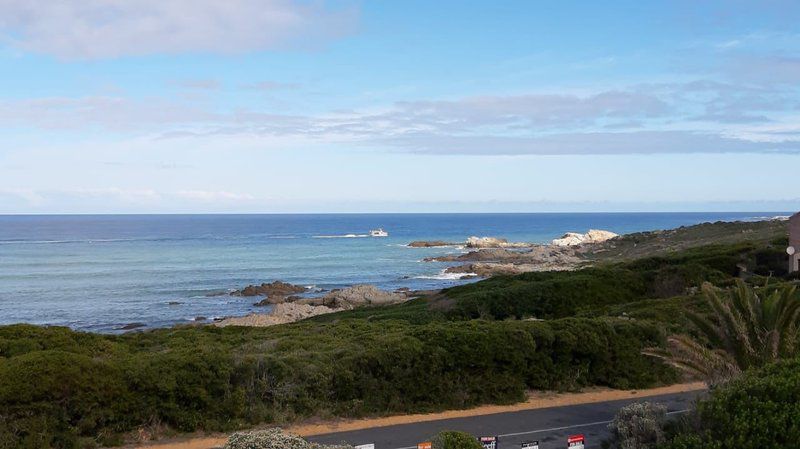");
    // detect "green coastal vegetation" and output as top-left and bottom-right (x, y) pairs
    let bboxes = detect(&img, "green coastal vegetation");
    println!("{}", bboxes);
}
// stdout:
(0, 219), (797, 448)
(662, 358), (800, 449)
